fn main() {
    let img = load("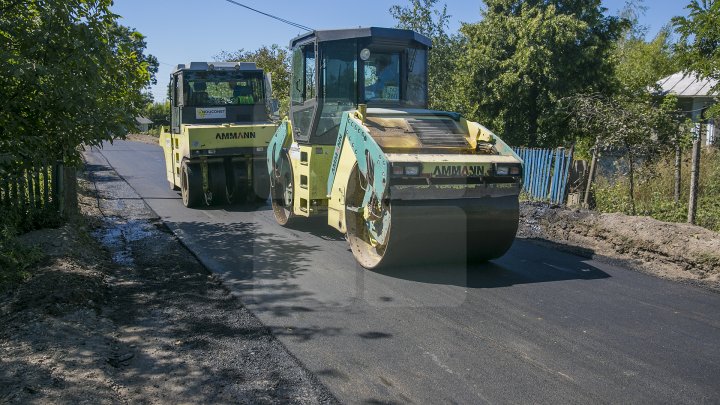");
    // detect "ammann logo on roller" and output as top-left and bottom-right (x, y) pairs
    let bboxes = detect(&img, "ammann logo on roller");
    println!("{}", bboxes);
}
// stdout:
(216, 132), (256, 140)
(432, 165), (487, 177)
